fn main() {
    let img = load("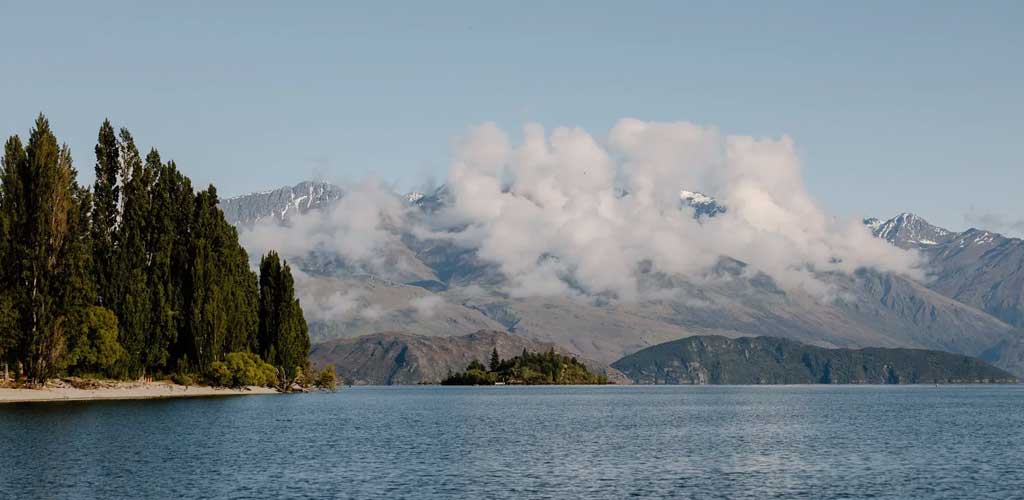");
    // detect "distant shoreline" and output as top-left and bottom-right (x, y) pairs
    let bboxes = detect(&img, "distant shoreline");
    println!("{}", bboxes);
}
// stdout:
(0, 381), (278, 404)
